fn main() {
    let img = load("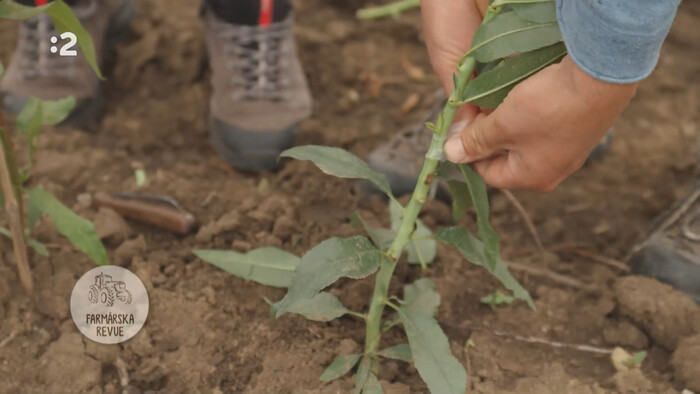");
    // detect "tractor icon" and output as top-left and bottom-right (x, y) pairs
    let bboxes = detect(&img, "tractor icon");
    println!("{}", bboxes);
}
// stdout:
(88, 273), (133, 307)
